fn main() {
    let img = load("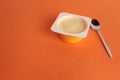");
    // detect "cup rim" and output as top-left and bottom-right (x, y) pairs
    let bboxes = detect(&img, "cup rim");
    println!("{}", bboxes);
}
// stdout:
(51, 12), (91, 38)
